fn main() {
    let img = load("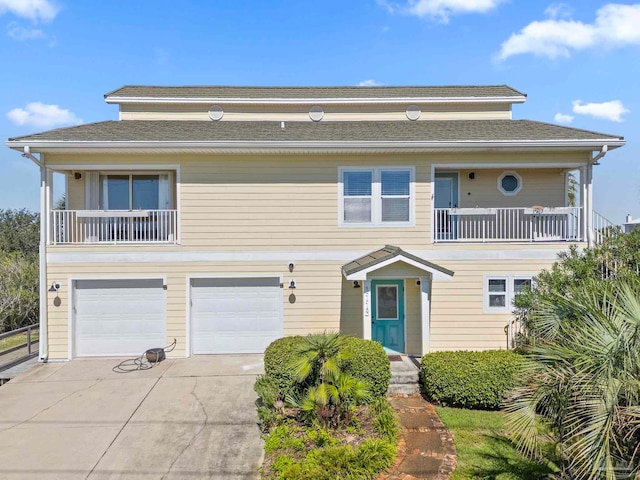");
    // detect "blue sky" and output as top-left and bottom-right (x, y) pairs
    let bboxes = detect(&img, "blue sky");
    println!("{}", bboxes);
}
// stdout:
(0, 0), (638, 223)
